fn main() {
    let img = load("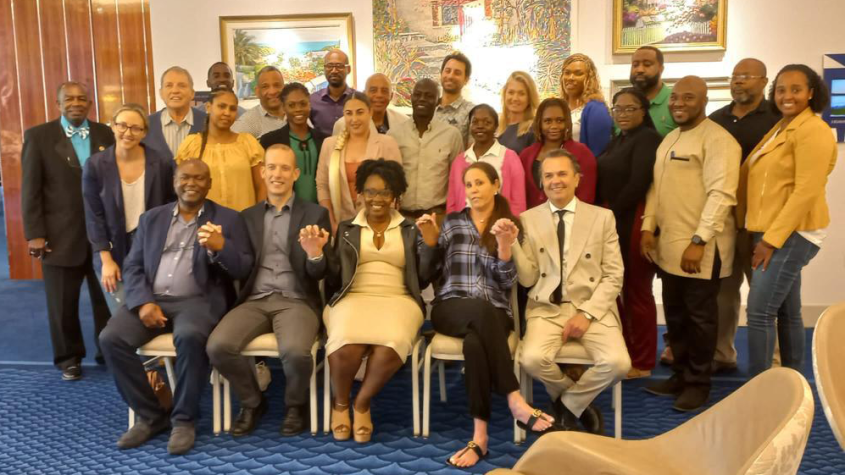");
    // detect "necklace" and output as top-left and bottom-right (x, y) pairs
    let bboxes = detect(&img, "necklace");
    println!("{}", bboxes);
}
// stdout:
(368, 219), (389, 237)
